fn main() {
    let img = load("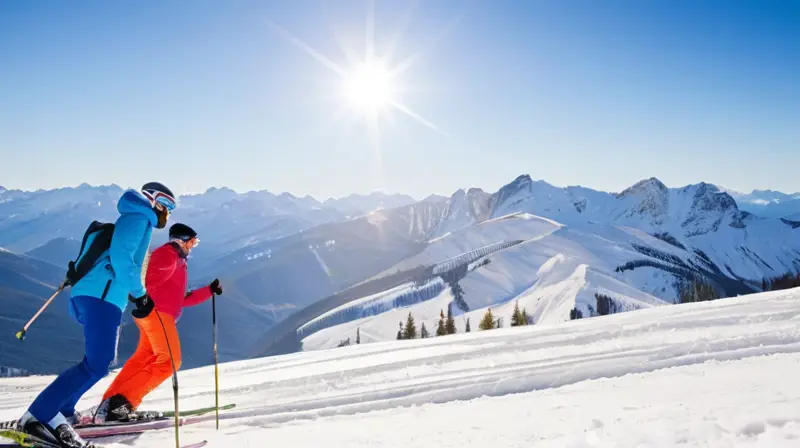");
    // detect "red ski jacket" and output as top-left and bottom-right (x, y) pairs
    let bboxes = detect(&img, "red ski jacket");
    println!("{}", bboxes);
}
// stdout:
(145, 242), (213, 320)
